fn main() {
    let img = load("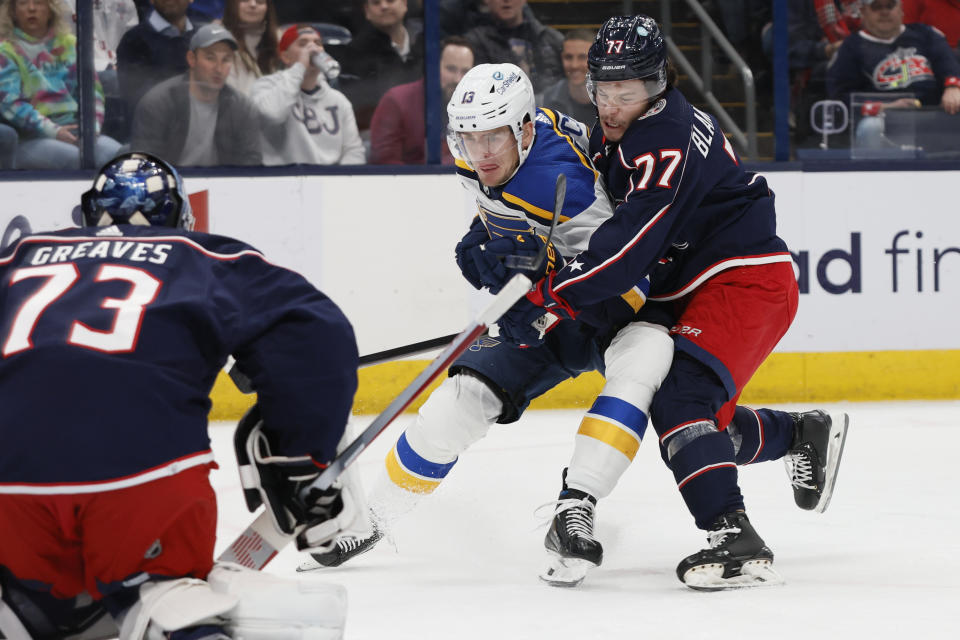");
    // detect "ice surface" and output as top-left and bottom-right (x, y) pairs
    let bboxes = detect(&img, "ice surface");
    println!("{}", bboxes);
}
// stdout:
(209, 402), (960, 640)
